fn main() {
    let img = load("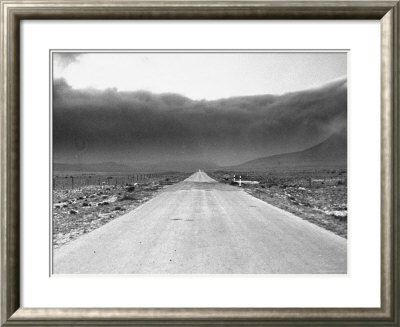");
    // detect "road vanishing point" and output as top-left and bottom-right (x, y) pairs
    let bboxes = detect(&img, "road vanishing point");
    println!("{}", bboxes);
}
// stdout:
(54, 171), (347, 274)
